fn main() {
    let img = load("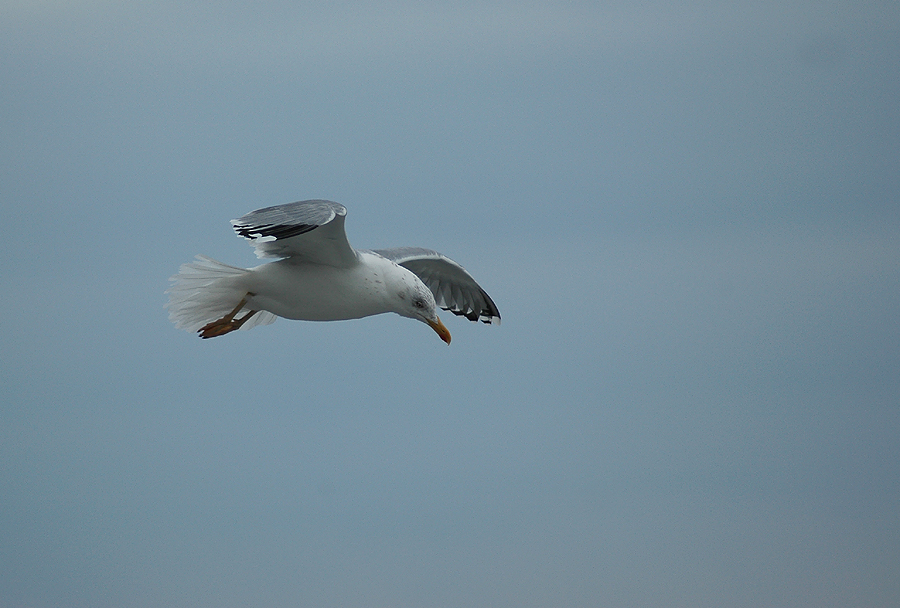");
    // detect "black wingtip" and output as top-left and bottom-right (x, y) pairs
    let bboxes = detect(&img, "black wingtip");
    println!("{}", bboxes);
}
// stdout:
(233, 223), (319, 240)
